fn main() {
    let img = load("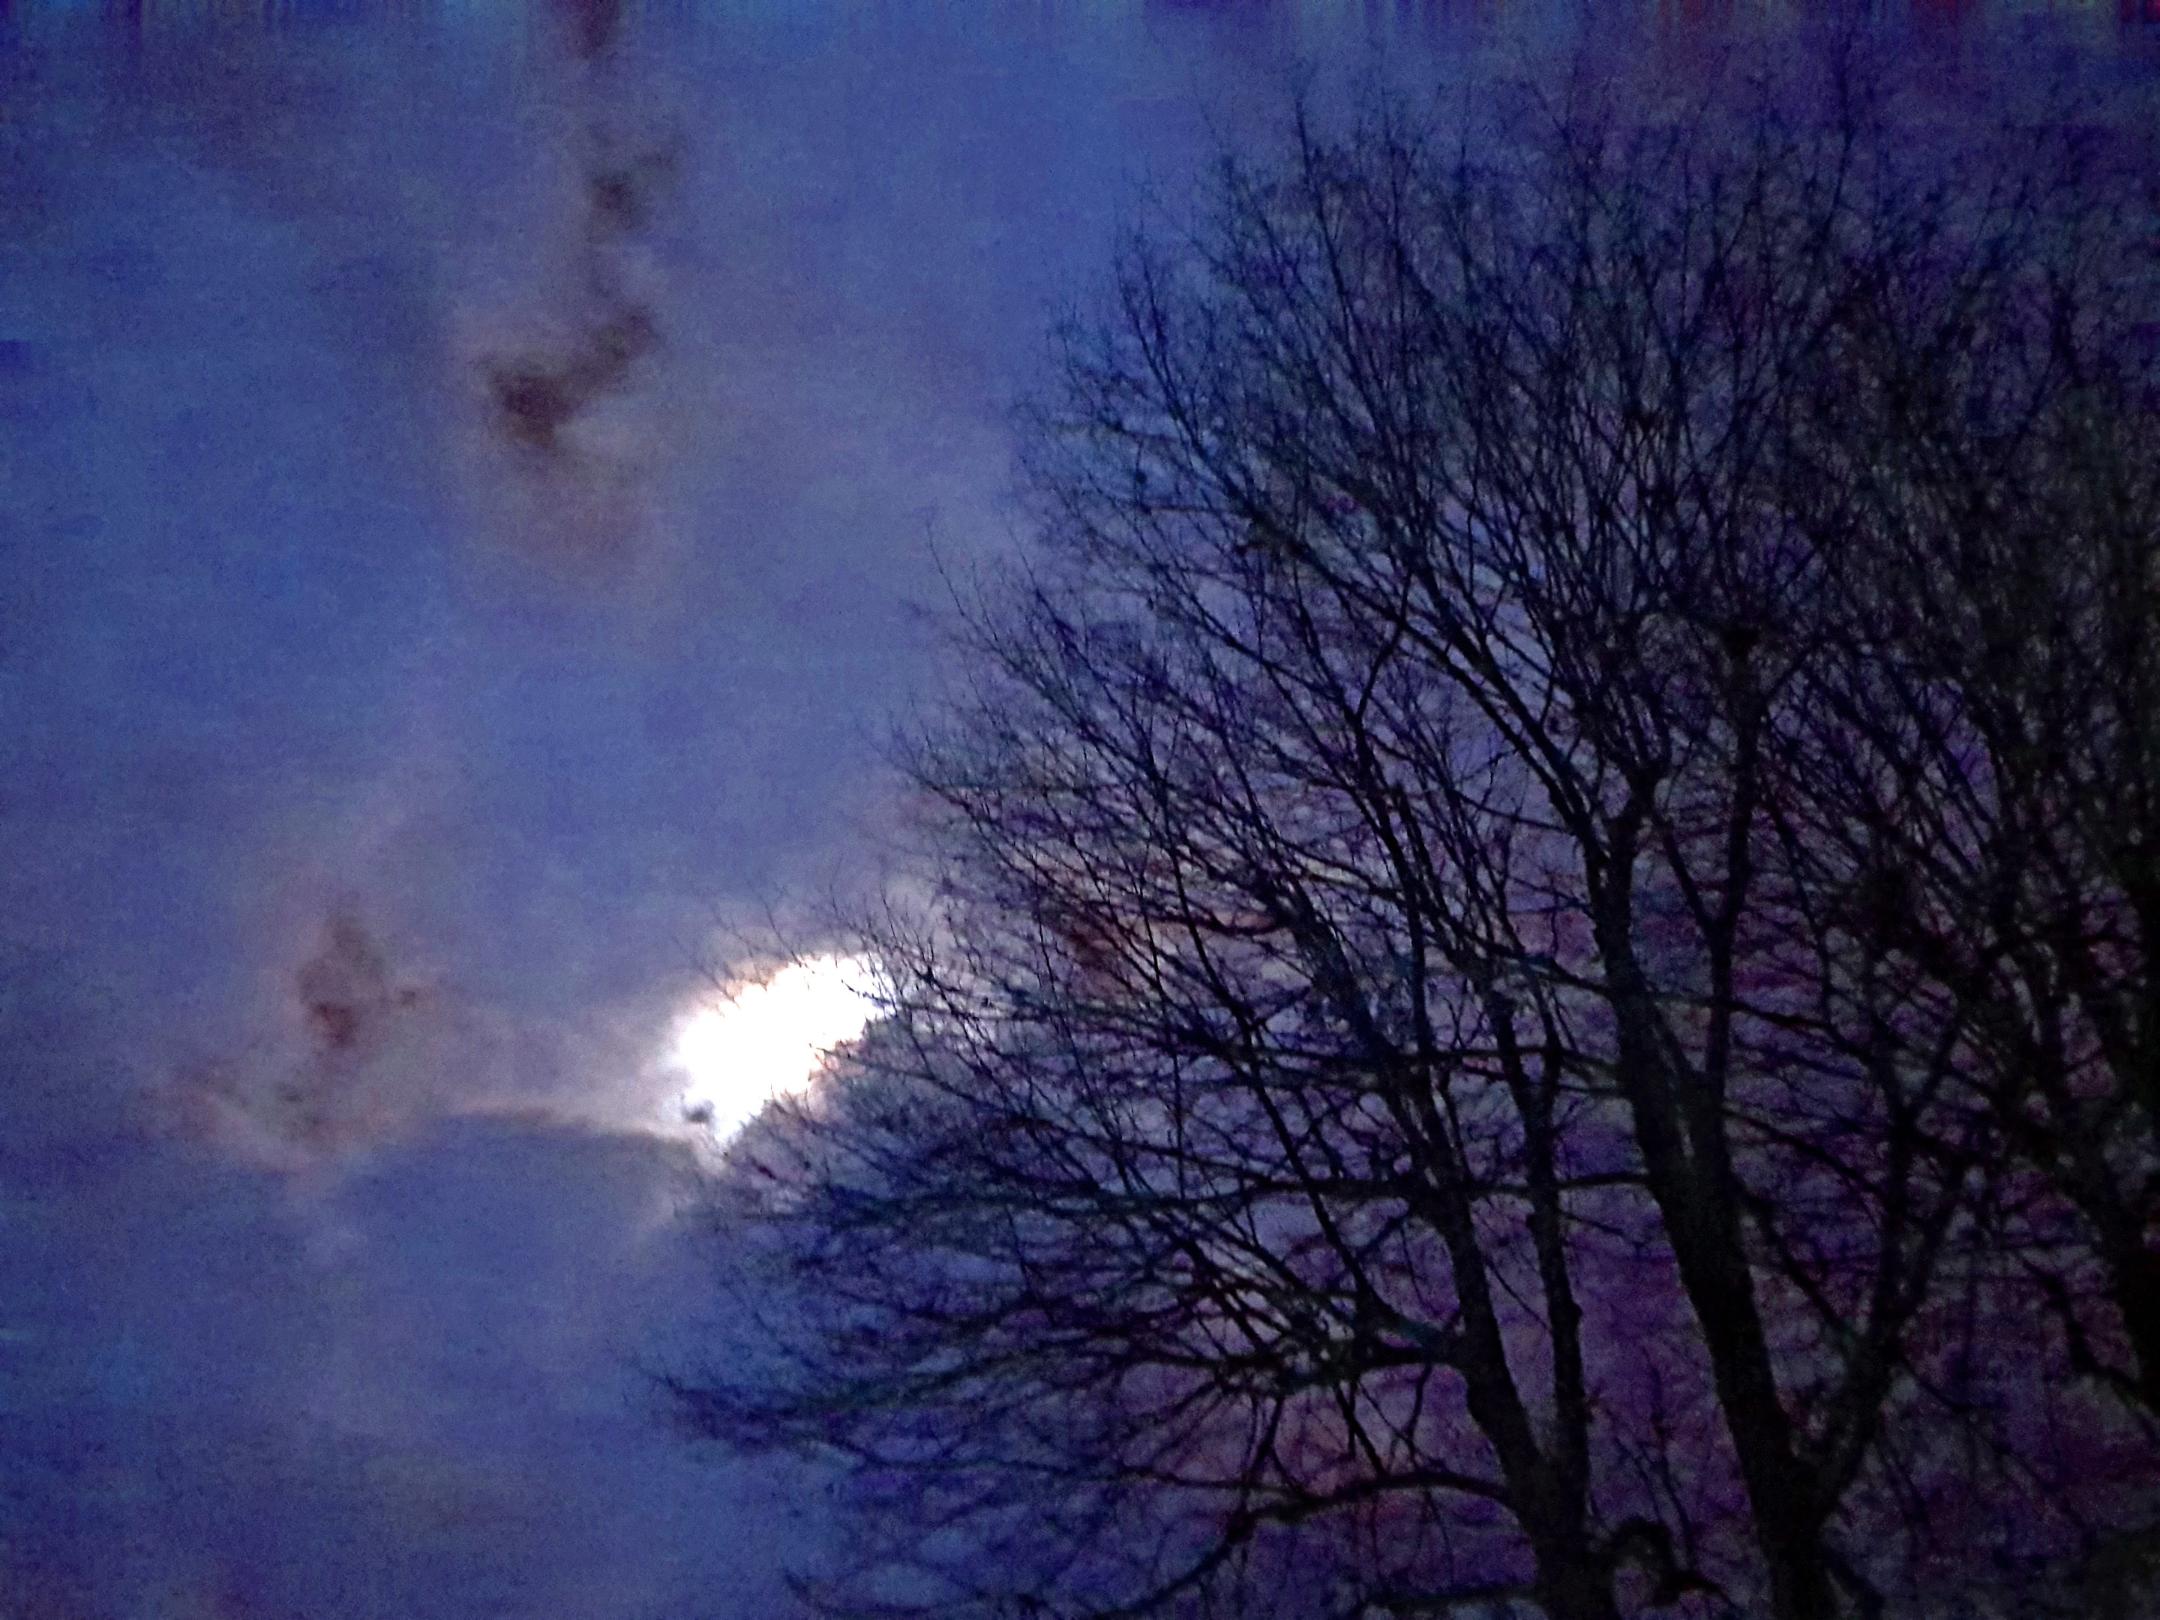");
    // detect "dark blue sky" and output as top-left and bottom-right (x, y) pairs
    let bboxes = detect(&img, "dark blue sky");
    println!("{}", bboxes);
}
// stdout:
(1, 3), (2150, 1615)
